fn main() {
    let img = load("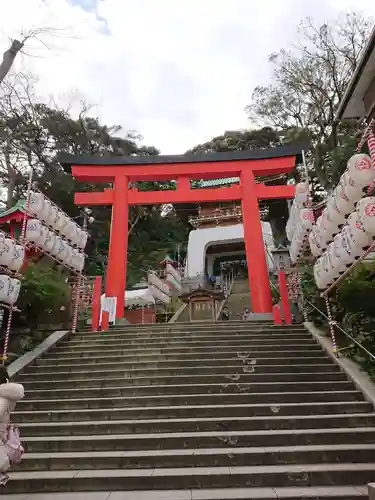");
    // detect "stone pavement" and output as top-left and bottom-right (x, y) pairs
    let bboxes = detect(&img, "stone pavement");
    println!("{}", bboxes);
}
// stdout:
(0, 486), (369, 499)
